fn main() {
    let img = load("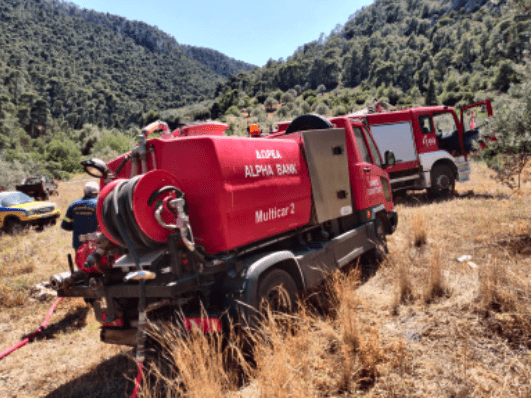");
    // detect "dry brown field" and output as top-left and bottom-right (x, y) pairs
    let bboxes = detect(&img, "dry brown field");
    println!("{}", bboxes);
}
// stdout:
(0, 161), (530, 398)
